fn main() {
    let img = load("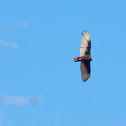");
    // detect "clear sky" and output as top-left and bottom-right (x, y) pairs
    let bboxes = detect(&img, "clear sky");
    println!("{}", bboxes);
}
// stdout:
(0, 0), (126, 126)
